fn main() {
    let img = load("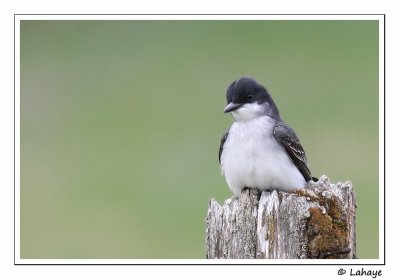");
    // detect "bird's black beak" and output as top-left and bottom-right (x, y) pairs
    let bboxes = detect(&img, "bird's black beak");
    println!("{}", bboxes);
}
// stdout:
(224, 102), (242, 113)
